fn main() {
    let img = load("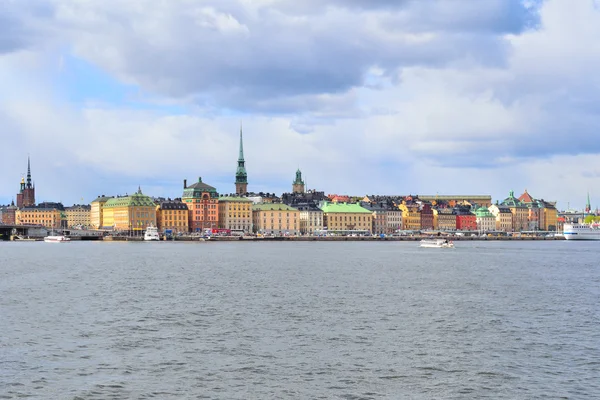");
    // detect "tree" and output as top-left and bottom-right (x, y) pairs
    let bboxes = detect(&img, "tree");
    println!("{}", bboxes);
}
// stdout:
(583, 215), (600, 224)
